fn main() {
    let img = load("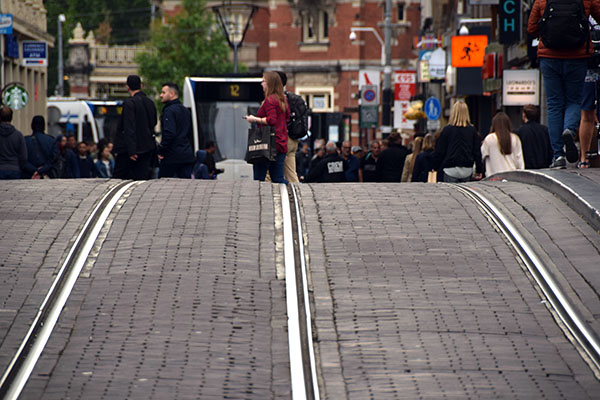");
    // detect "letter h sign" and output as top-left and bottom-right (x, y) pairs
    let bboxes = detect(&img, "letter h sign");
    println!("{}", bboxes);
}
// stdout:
(499, 0), (521, 45)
